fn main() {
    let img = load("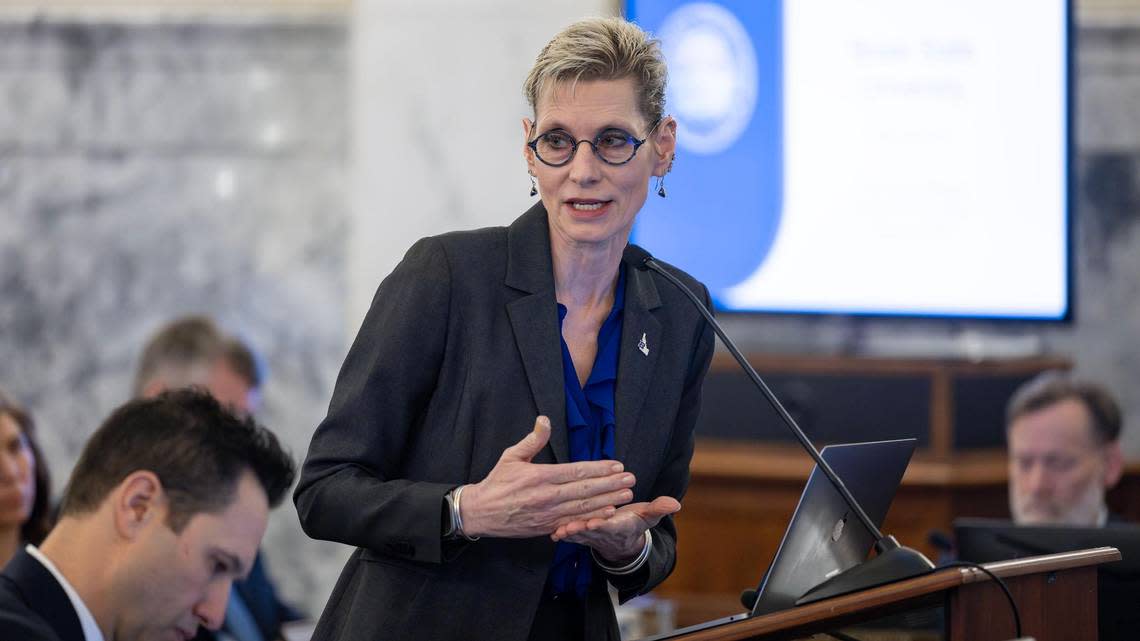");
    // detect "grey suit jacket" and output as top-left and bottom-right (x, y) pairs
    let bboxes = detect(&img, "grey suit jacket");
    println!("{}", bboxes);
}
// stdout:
(294, 203), (715, 641)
